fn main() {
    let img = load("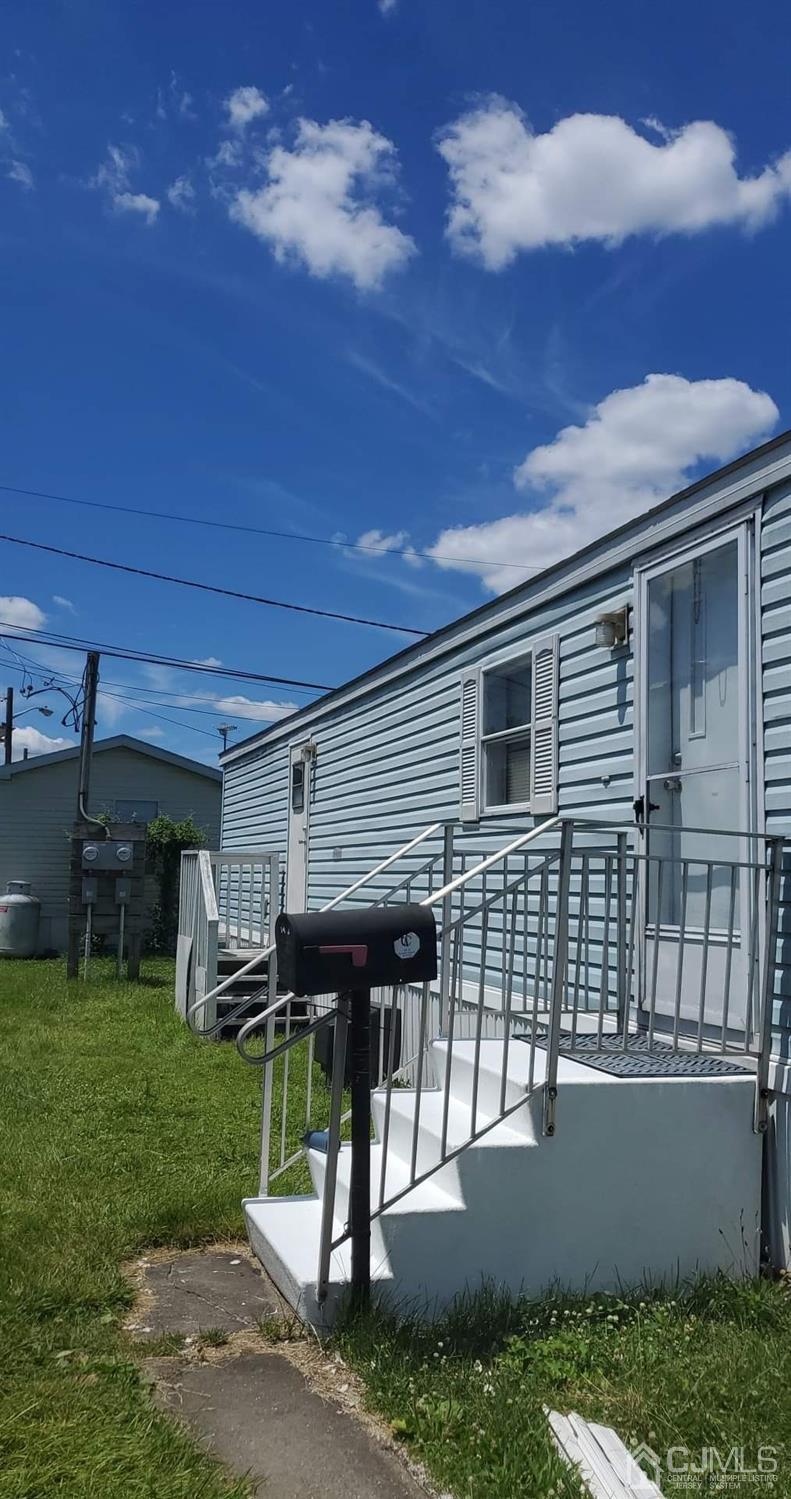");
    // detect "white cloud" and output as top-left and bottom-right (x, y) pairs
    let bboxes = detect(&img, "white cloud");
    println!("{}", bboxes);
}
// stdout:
(214, 694), (297, 722)
(12, 725), (71, 760)
(114, 191), (160, 224)
(7, 160), (33, 190)
(437, 100), (791, 269)
(166, 174), (195, 212)
(225, 85), (269, 131)
(207, 138), (242, 172)
(0, 108), (7, 130)
(193, 656), (223, 667)
(91, 145), (159, 225)
(96, 691), (127, 728)
(138, 725), (165, 740)
(0, 595), (46, 633)
(230, 117), (416, 290)
(378, 0), (398, 12)
(52, 595), (76, 614)
(428, 374), (779, 593)
(352, 528), (423, 567)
